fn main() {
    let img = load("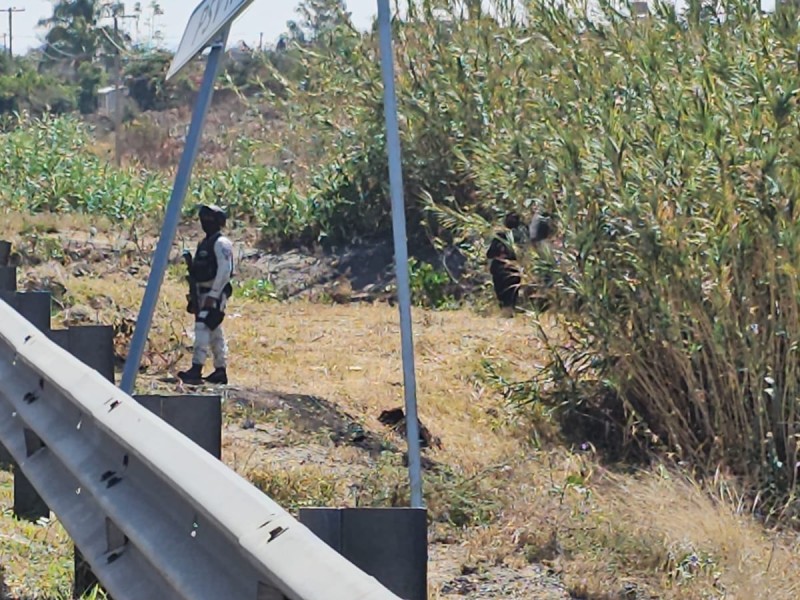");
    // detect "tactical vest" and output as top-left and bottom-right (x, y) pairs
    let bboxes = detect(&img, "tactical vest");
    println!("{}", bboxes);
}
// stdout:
(191, 232), (222, 283)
